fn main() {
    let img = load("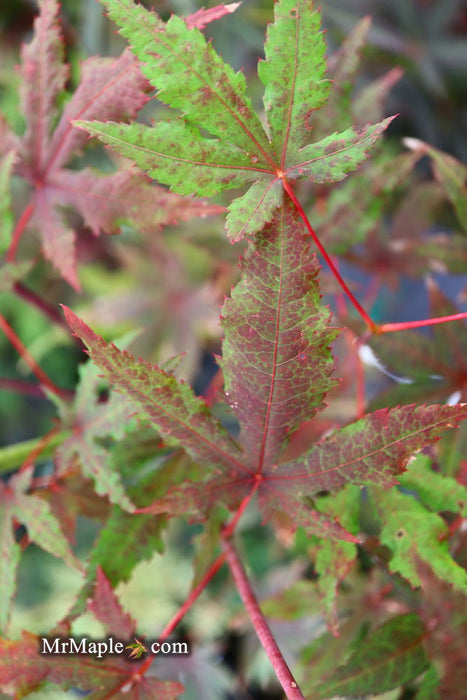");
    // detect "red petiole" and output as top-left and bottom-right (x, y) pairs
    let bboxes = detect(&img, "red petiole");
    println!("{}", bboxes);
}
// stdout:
(281, 176), (467, 335)
(0, 313), (72, 401)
